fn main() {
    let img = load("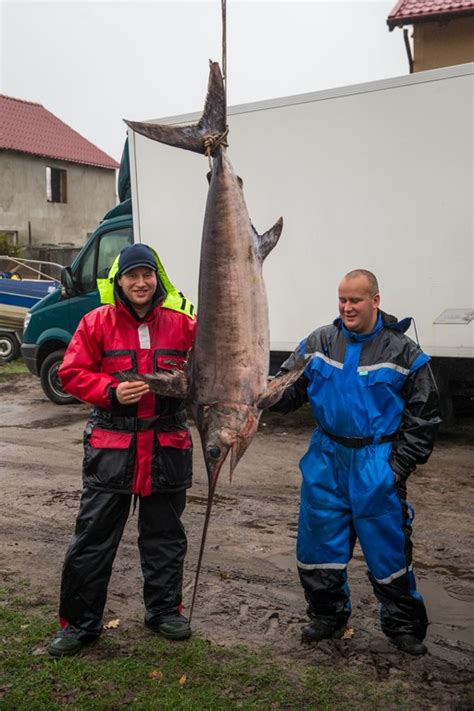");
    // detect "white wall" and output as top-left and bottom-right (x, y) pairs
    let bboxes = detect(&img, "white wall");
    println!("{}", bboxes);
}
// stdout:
(131, 64), (474, 358)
